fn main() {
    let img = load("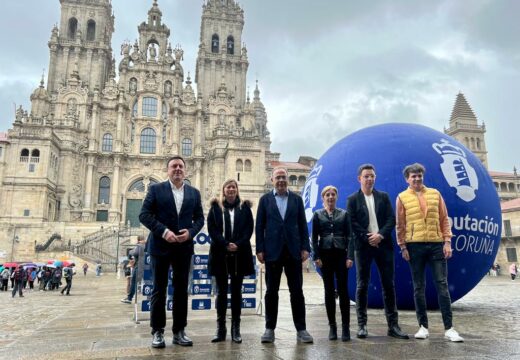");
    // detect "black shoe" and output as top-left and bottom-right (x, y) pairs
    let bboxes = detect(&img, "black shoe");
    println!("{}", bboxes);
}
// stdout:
(328, 324), (337, 340)
(388, 325), (409, 339)
(173, 330), (193, 346)
(261, 328), (275, 343)
(211, 324), (227, 343)
(151, 331), (165, 348)
(231, 321), (242, 344)
(357, 325), (368, 338)
(341, 324), (351, 342)
(296, 330), (314, 343)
